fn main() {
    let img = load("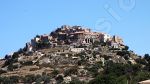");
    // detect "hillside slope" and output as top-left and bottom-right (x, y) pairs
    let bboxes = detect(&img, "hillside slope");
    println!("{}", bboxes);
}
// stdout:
(0, 25), (150, 84)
